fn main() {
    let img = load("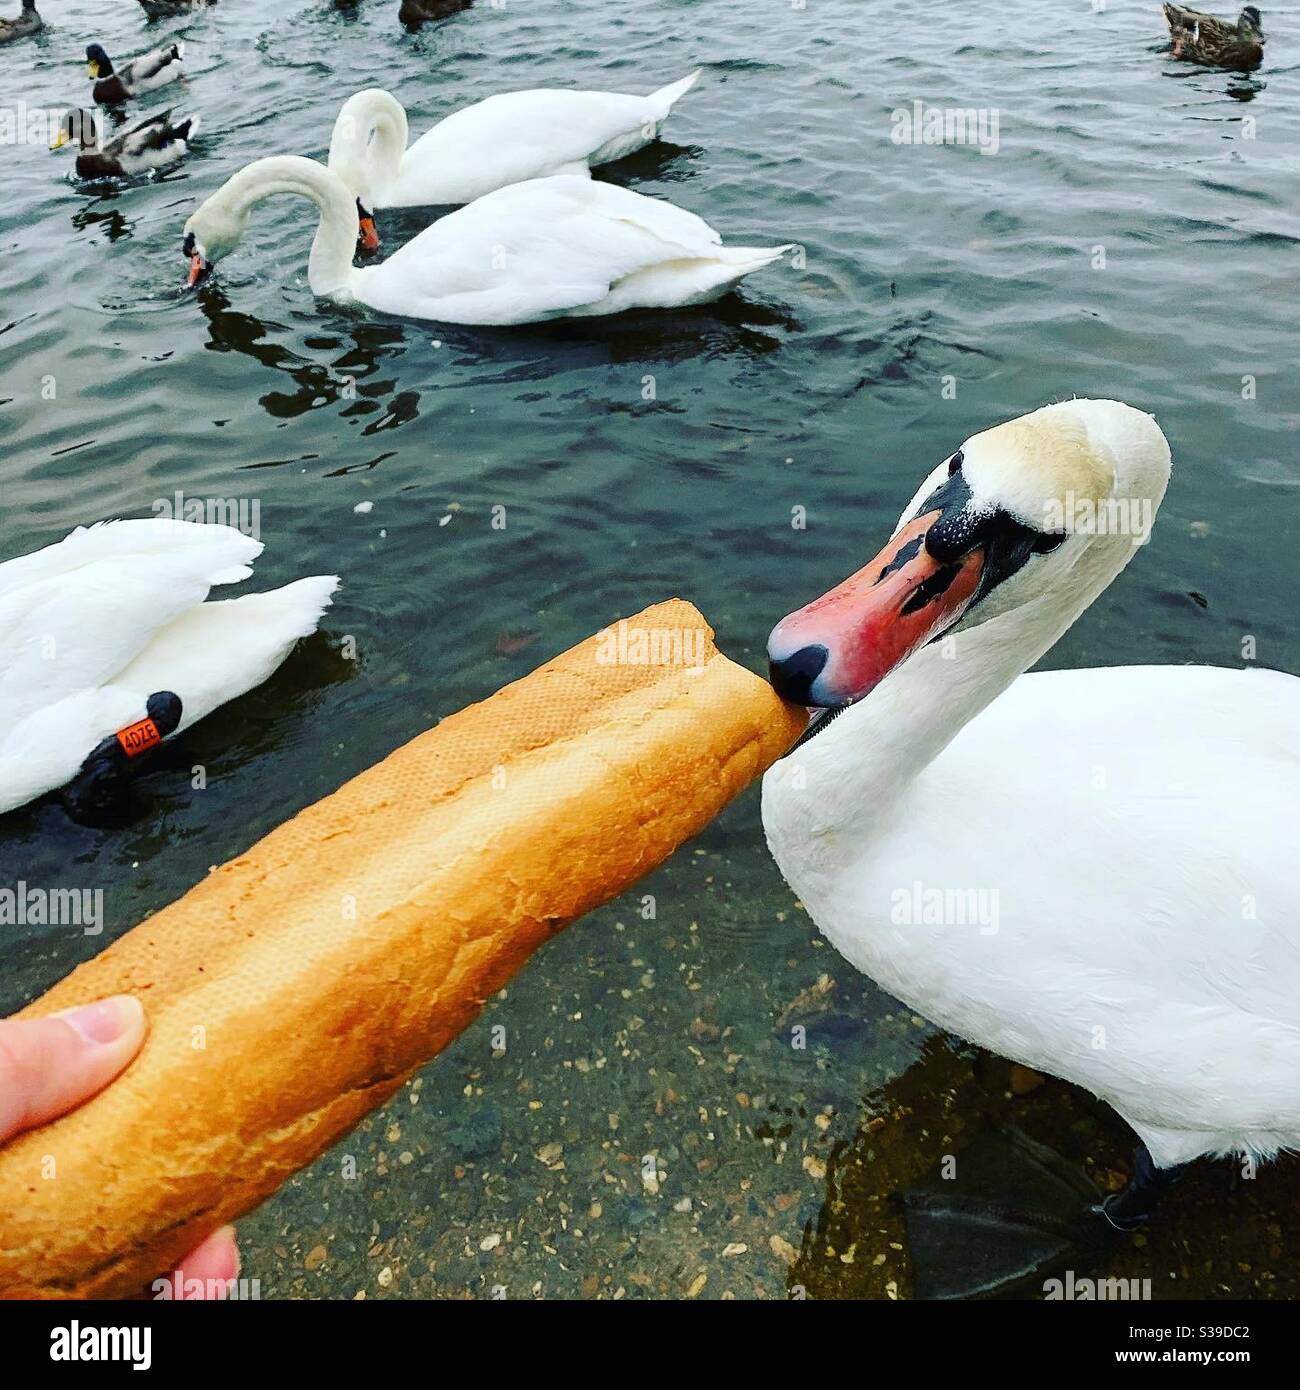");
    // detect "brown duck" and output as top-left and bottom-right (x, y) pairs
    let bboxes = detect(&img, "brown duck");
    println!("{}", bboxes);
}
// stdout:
(398, 0), (472, 30)
(0, 0), (41, 45)
(1162, 5), (1265, 70)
